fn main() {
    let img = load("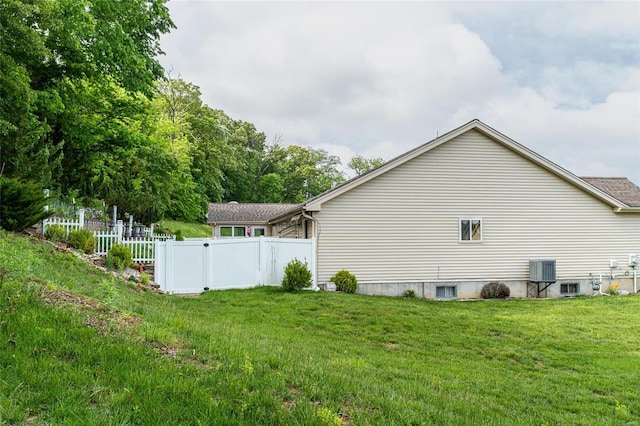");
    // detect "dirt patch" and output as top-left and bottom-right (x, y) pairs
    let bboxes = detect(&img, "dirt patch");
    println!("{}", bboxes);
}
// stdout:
(40, 286), (141, 335)
(147, 340), (182, 358)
